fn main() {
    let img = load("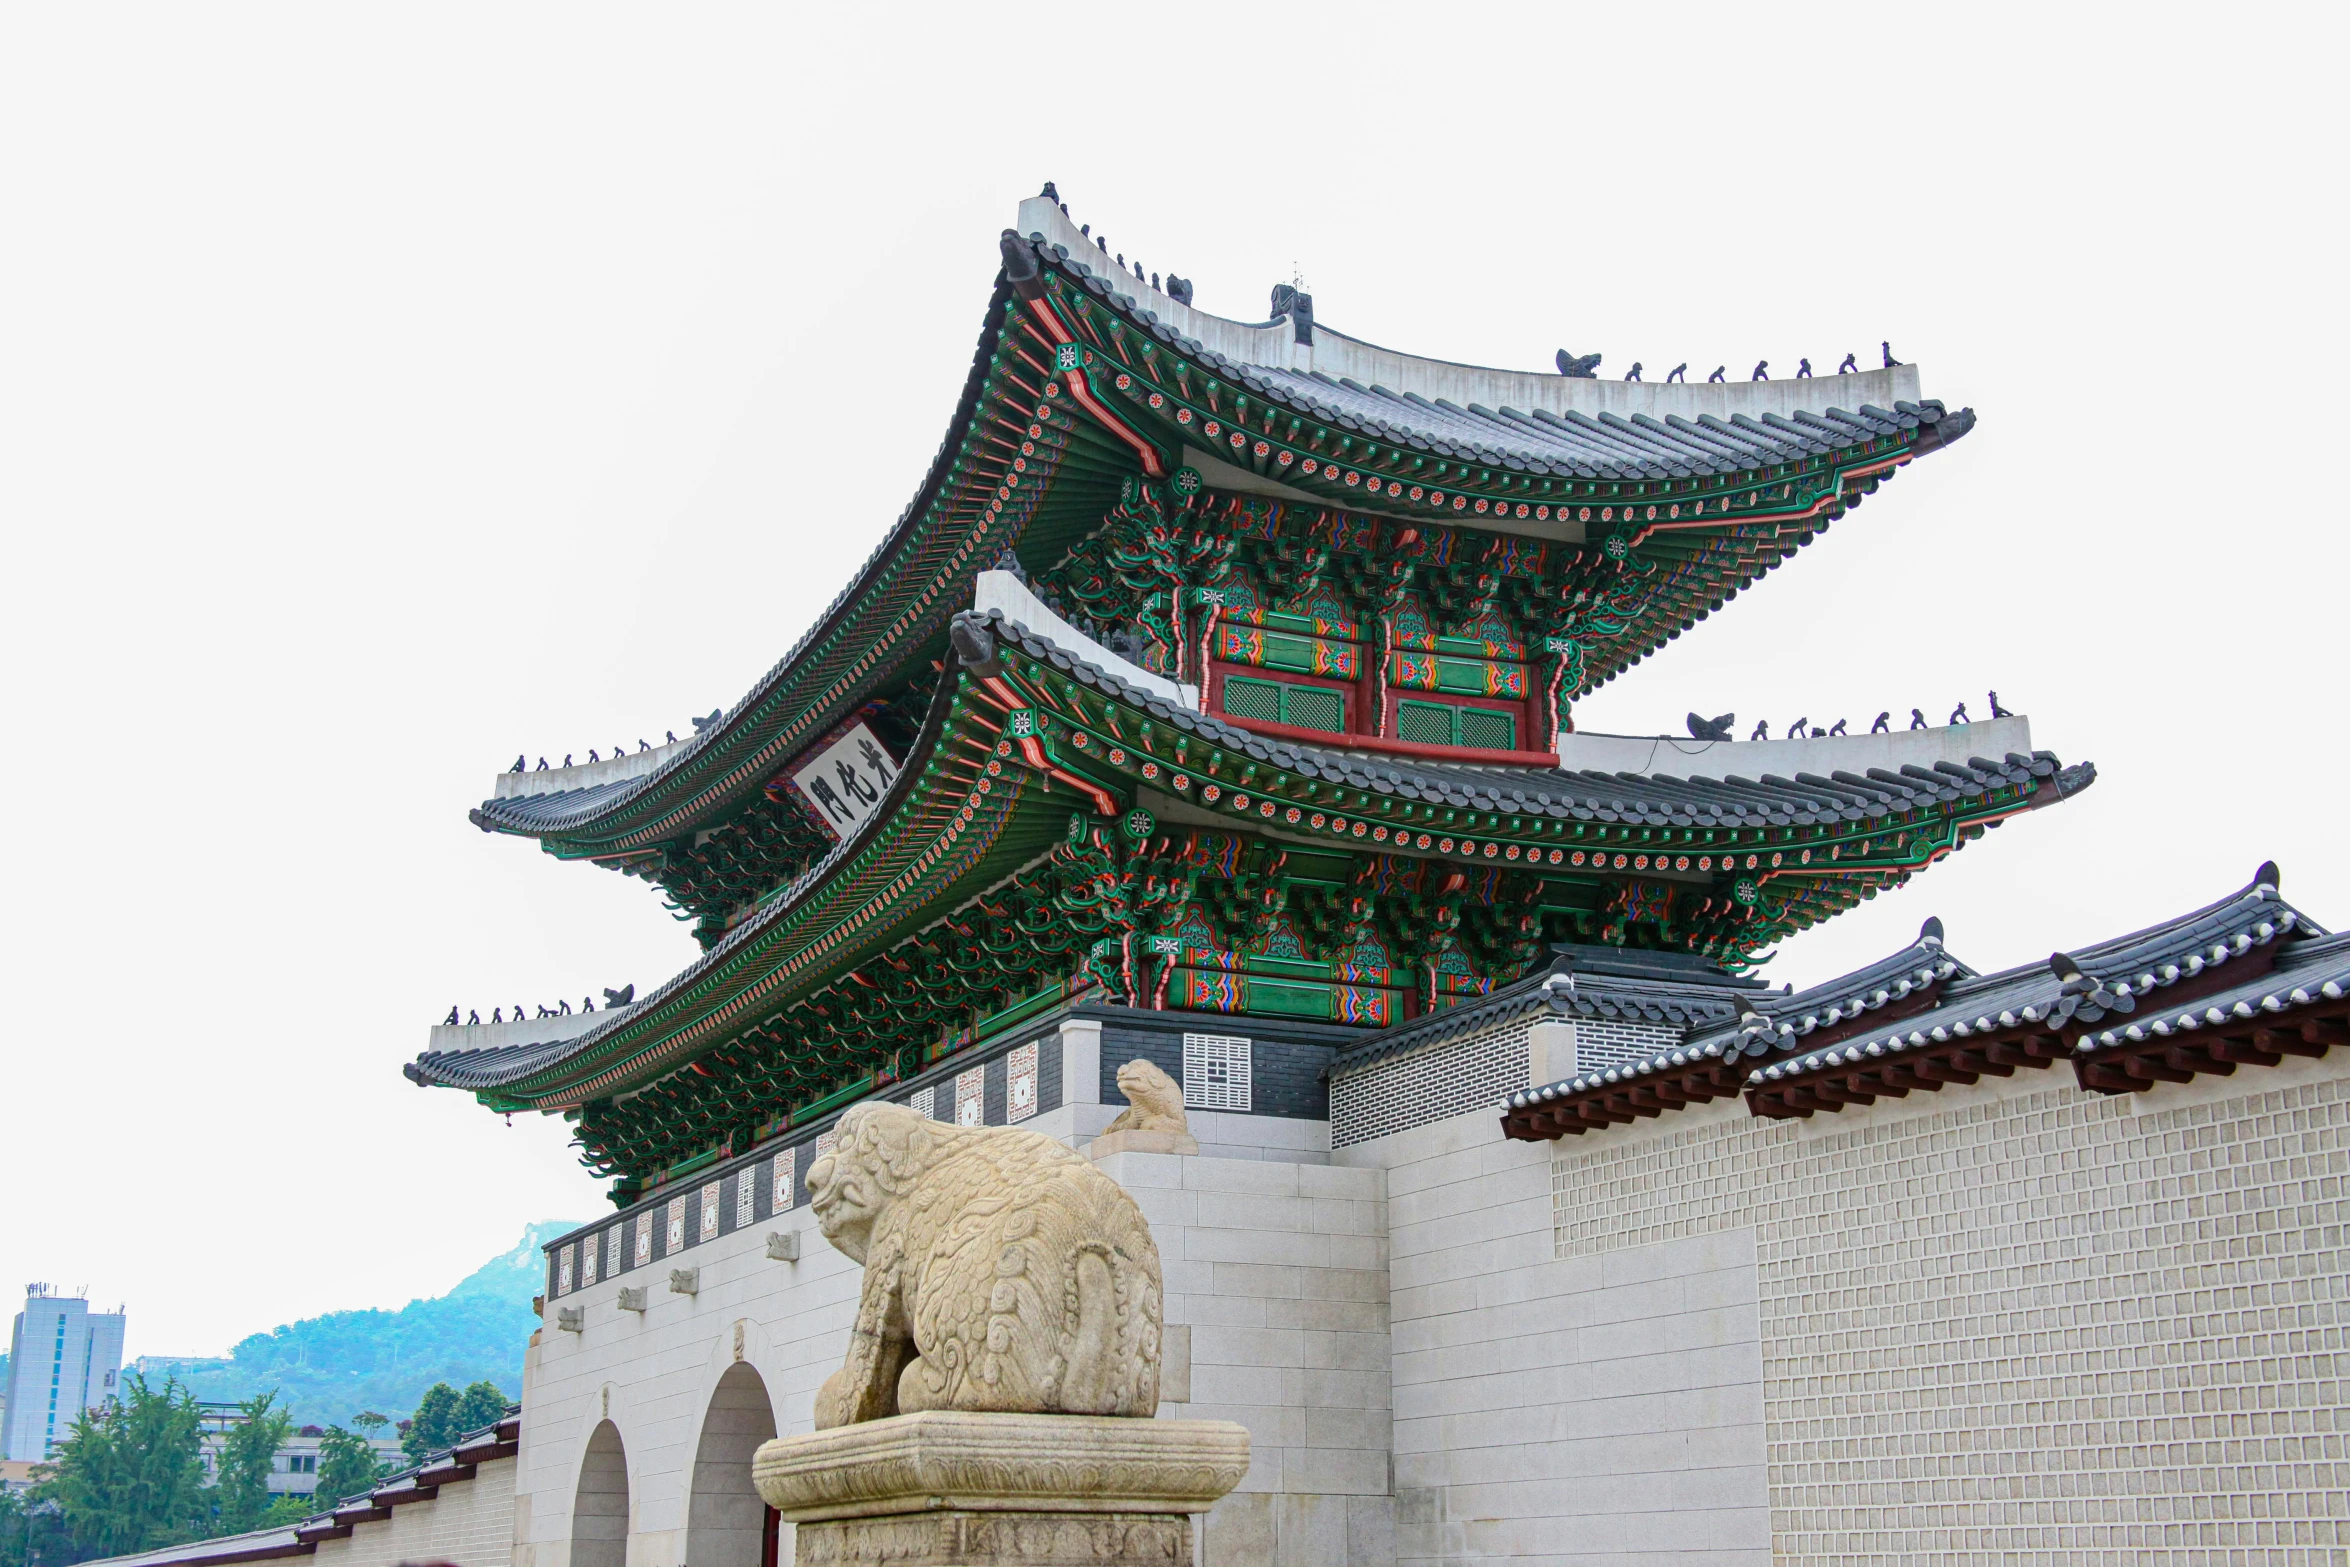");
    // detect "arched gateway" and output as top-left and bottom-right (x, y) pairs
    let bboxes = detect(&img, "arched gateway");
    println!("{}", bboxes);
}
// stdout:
(571, 1419), (630, 1567)
(686, 1362), (779, 1567)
